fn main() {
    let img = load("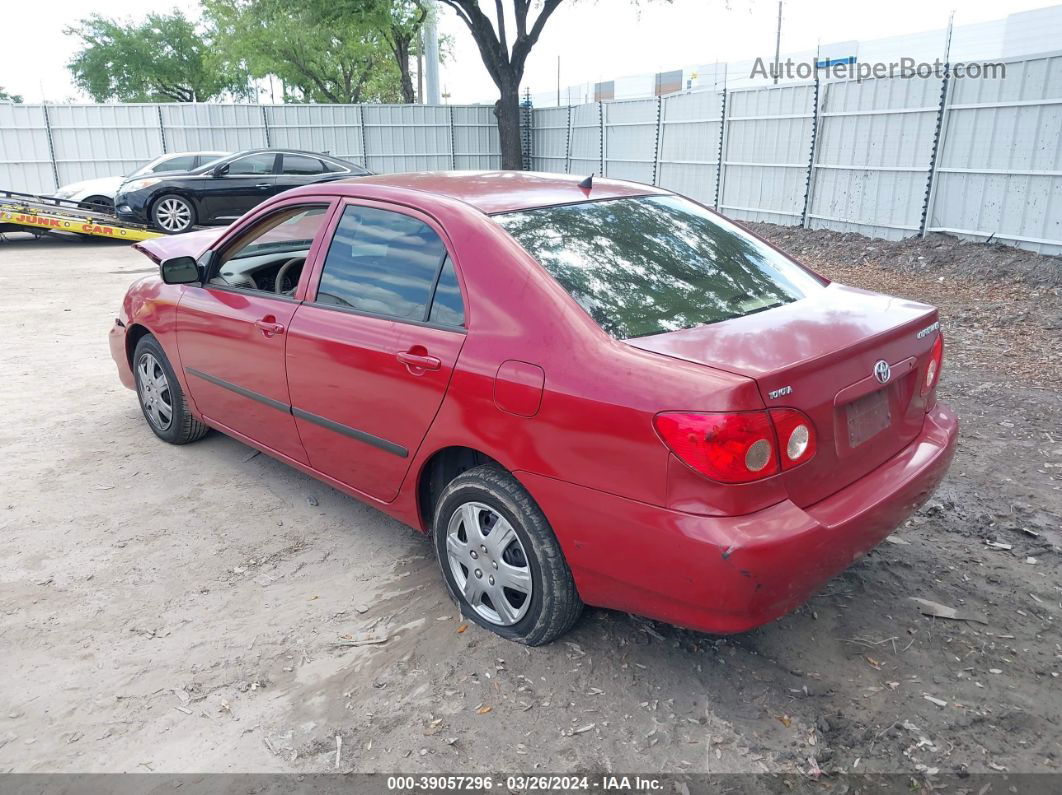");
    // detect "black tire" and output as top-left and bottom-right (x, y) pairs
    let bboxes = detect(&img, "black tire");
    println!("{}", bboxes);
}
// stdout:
(79, 195), (114, 213)
(150, 194), (196, 234)
(433, 464), (582, 645)
(132, 335), (208, 445)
